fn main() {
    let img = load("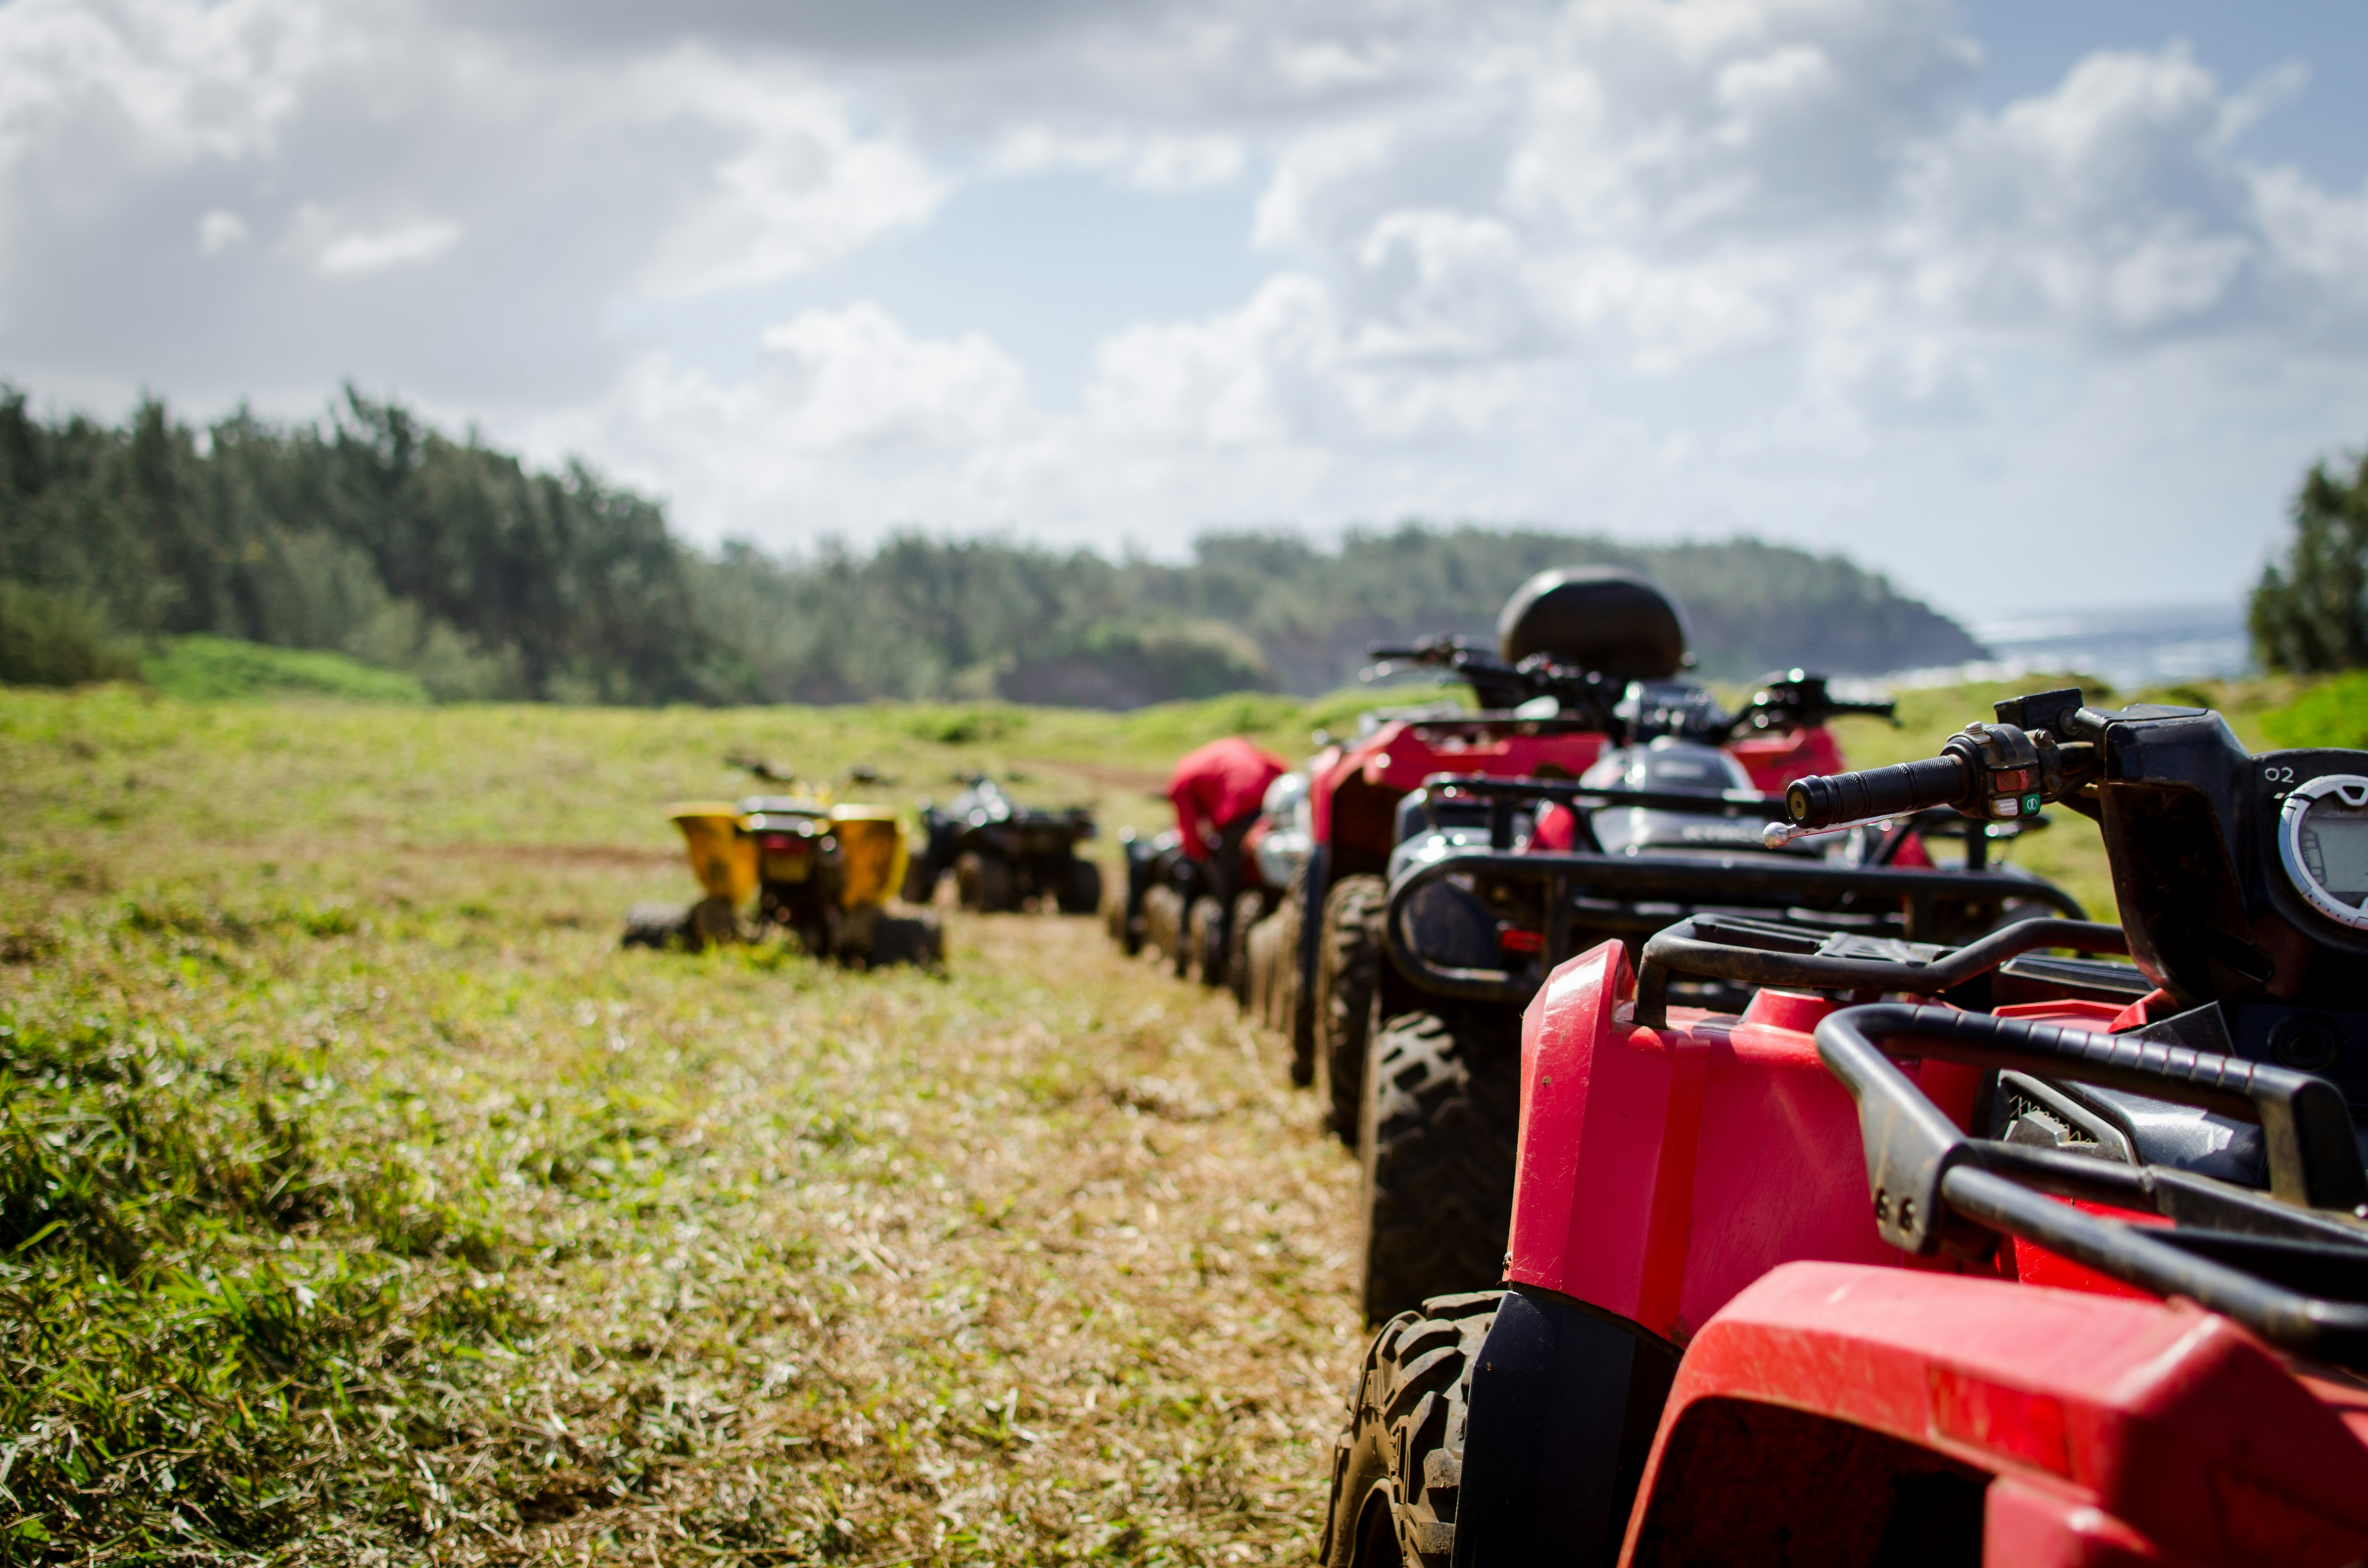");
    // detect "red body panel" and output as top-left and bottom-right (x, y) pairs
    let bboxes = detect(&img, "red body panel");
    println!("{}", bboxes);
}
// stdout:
(1308, 719), (1608, 846)
(1507, 941), (1989, 1343)
(1307, 717), (1838, 877)
(1729, 724), (1848, 792)
(1619, 1263), (2368, 1567)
